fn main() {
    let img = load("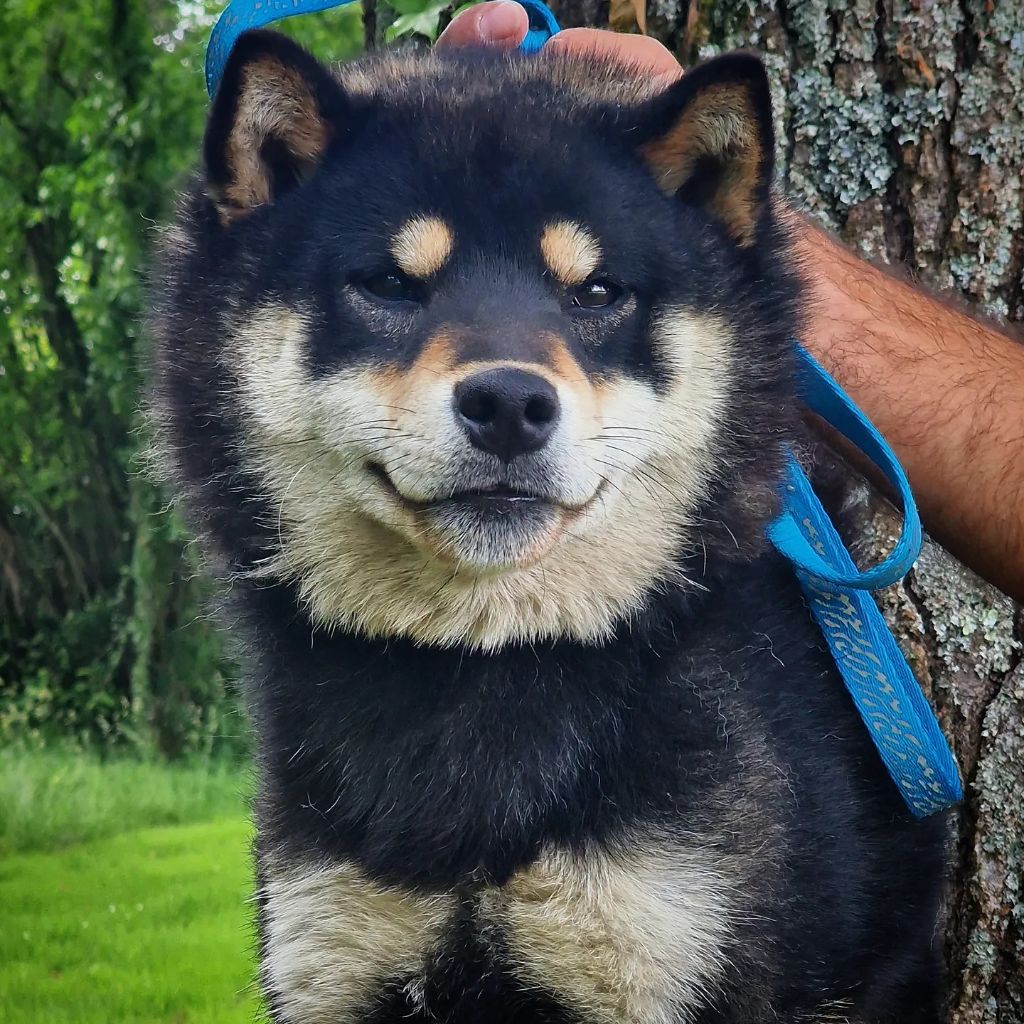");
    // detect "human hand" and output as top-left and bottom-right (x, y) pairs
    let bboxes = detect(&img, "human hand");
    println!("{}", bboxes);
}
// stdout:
(435, 1), (682, 82)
